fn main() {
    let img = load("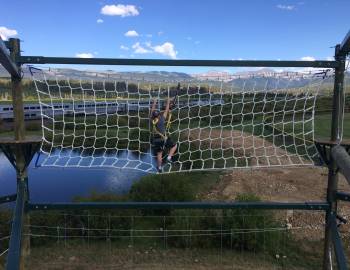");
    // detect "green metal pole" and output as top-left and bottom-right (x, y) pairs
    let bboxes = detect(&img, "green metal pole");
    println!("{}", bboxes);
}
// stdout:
(6, 178), (26, 270)
(27, 201), (329, 211)
(322, 44), (346, 270)
(18, 56), (338, 68)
